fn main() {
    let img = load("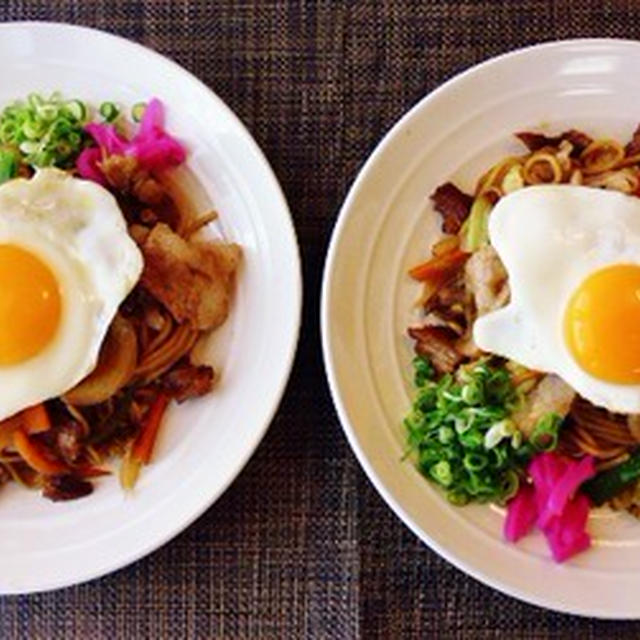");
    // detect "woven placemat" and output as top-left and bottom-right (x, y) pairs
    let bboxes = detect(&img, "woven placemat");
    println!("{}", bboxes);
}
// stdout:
(1, 1), (640, 638)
